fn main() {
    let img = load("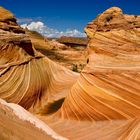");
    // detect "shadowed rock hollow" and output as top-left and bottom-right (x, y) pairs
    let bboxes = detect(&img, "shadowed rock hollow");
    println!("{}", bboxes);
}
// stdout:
(0, 6), (140, 140)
